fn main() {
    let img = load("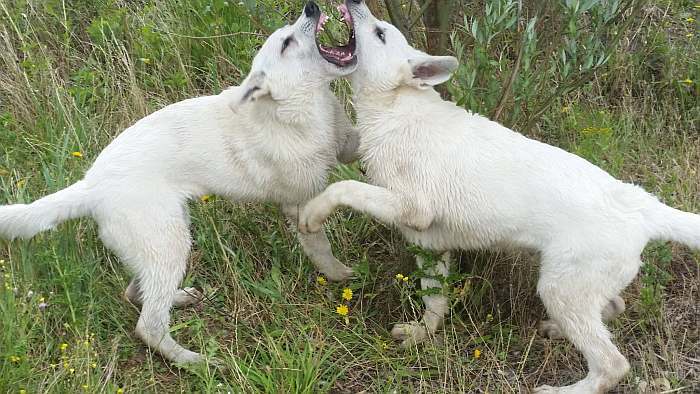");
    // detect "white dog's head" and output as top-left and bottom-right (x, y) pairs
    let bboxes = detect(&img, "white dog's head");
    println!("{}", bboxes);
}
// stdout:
(341, 0), (458, 93)
(233, 2), (357, 108)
